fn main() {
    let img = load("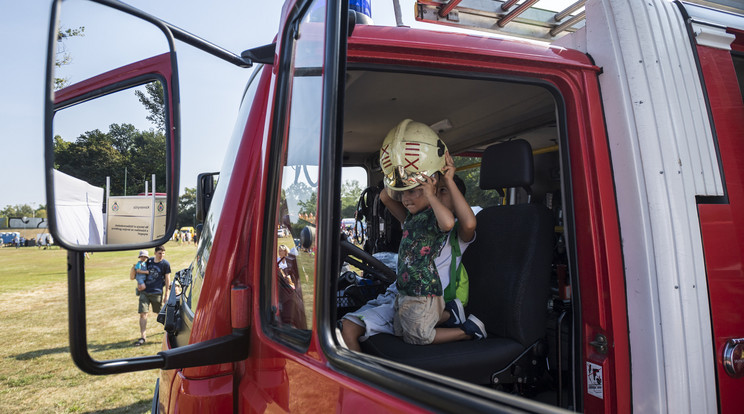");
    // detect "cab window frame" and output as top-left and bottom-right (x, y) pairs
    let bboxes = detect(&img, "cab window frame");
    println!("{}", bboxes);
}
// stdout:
(260, 0), (344, 351)
(319, 63), (581, 413)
